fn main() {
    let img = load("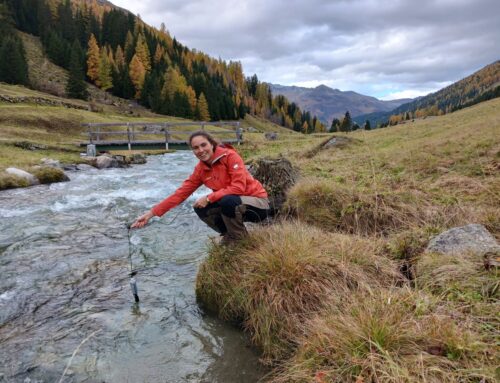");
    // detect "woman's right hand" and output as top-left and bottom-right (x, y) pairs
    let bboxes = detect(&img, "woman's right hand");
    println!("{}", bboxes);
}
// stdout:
(131, 210), (154, 229)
